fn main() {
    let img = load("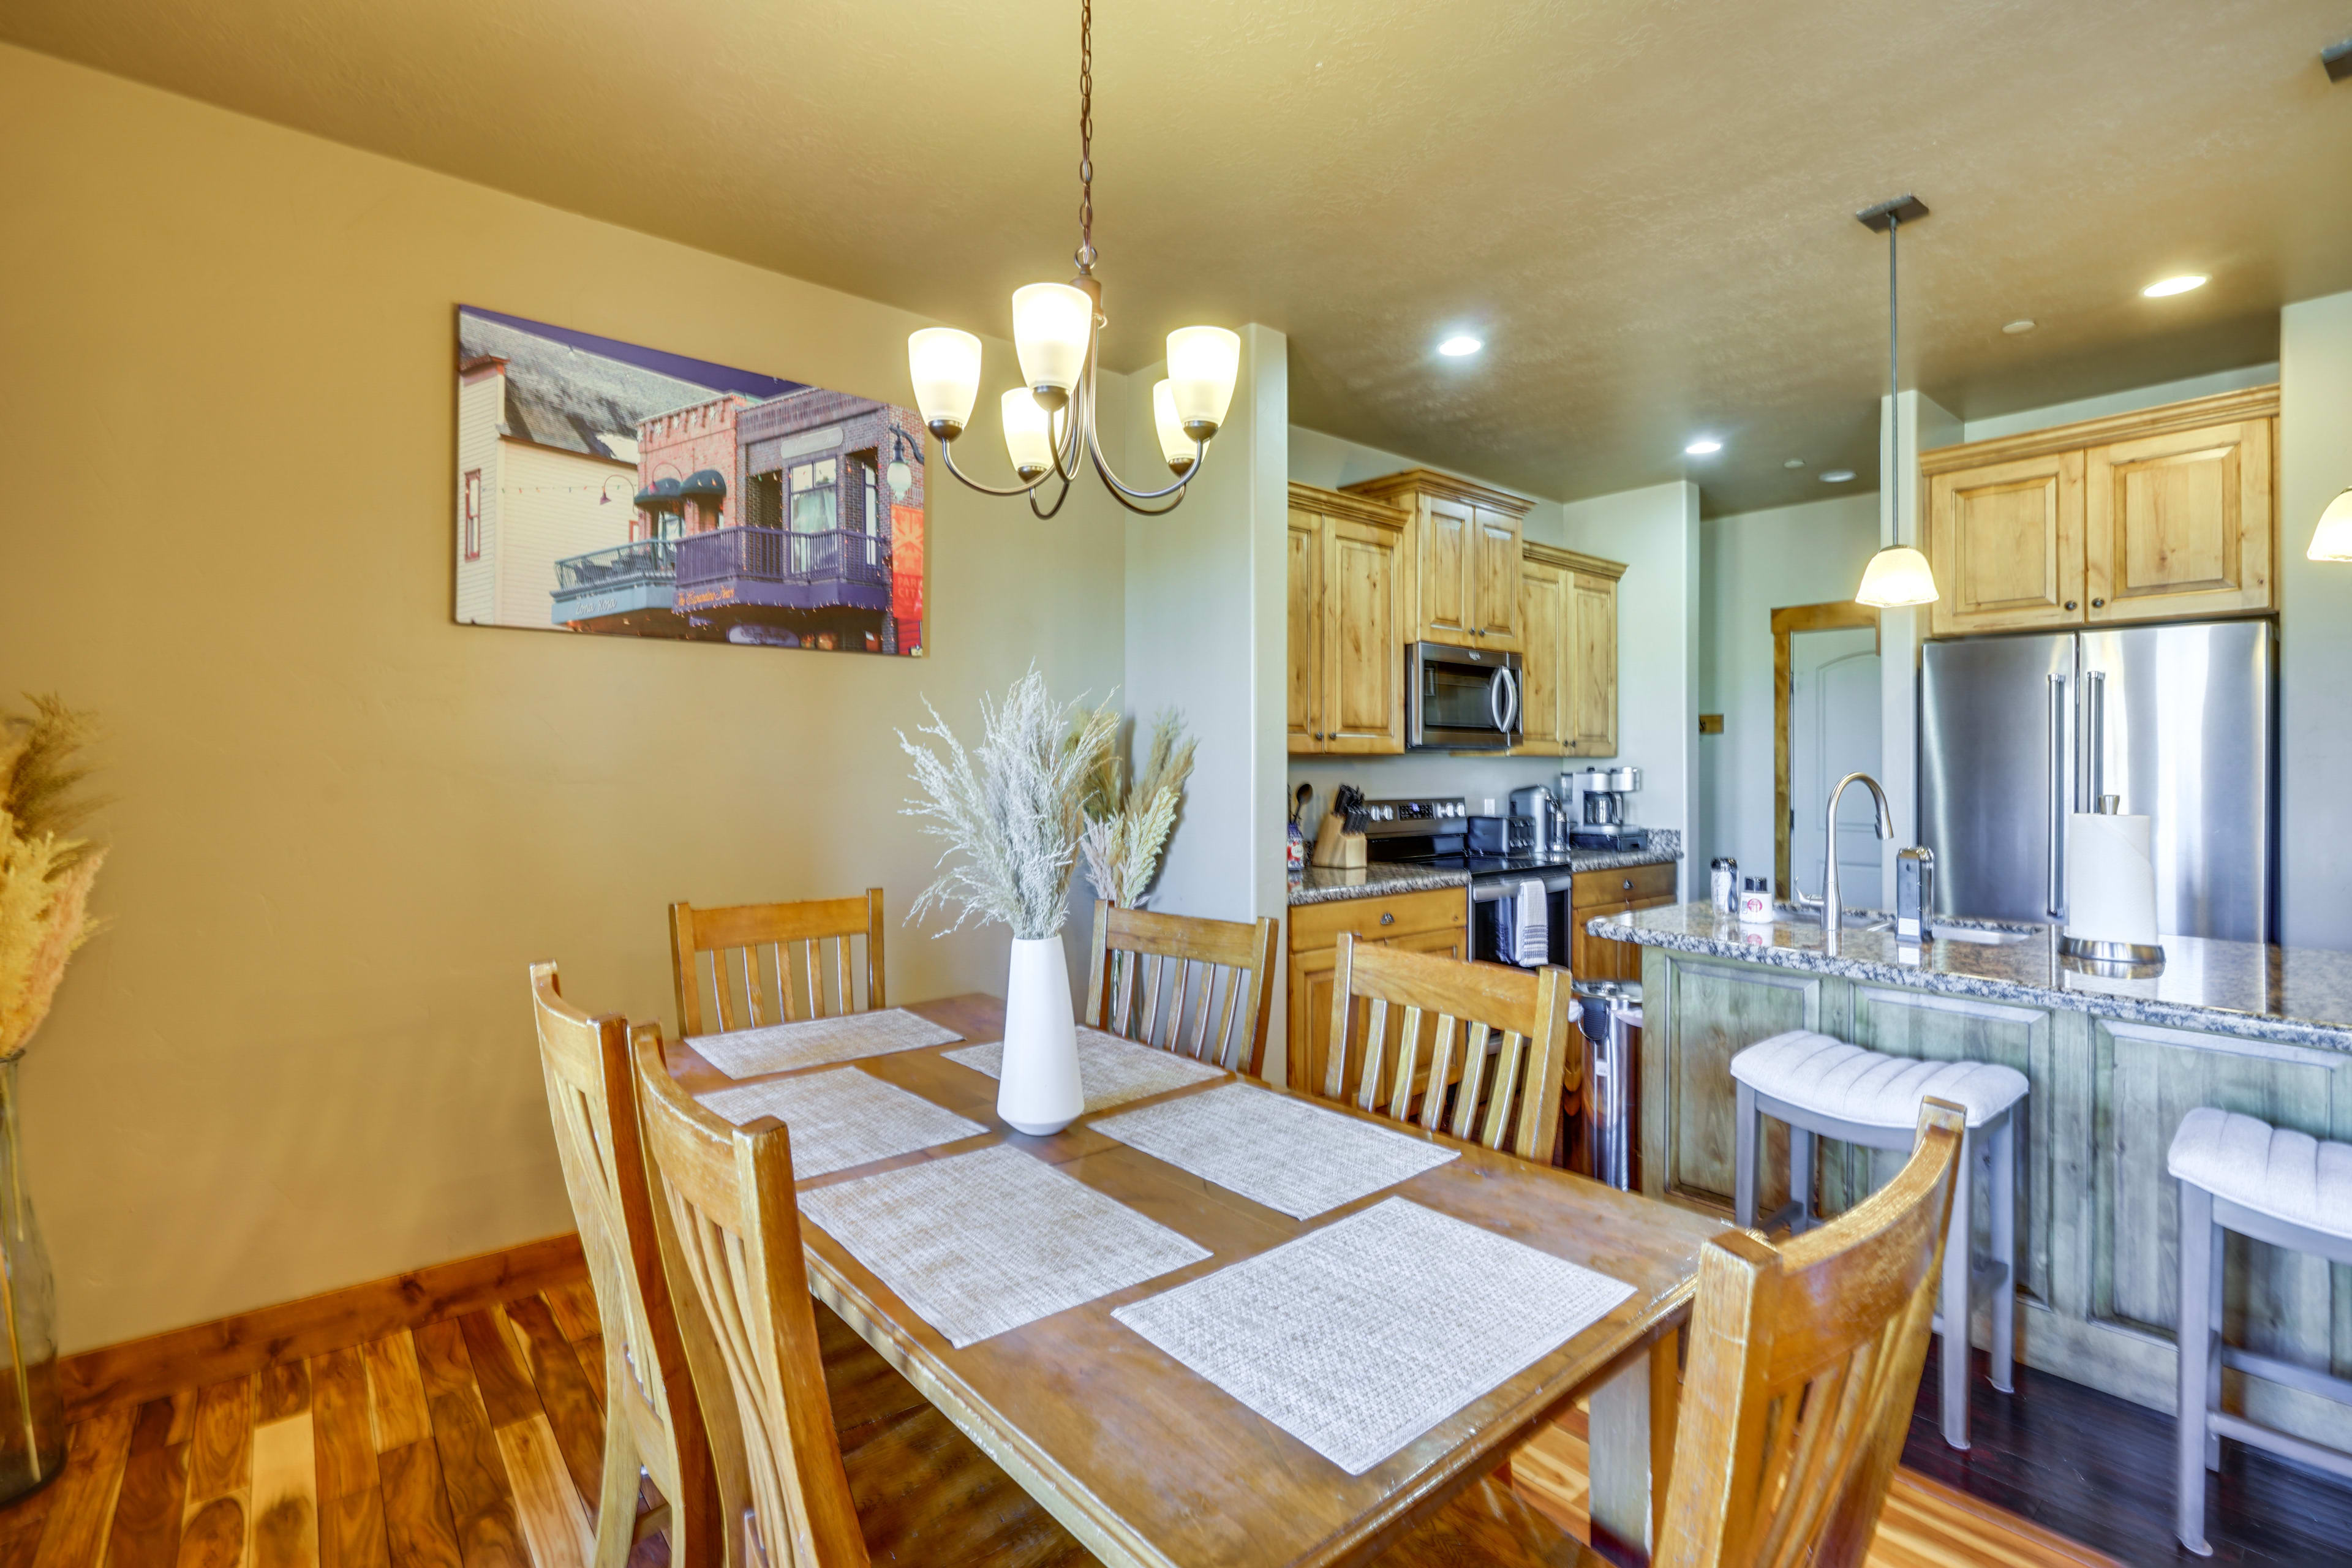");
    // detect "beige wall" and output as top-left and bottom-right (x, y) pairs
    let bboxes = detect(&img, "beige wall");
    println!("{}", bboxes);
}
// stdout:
(2278, 290), (2352, 951)
(0, 42), (1129, 1351)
